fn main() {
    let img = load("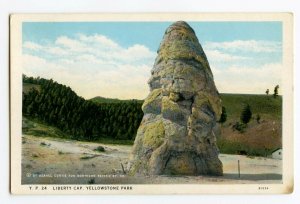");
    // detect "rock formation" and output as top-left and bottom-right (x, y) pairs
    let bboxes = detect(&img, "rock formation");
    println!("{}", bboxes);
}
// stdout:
(128, 21), (223, 176)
